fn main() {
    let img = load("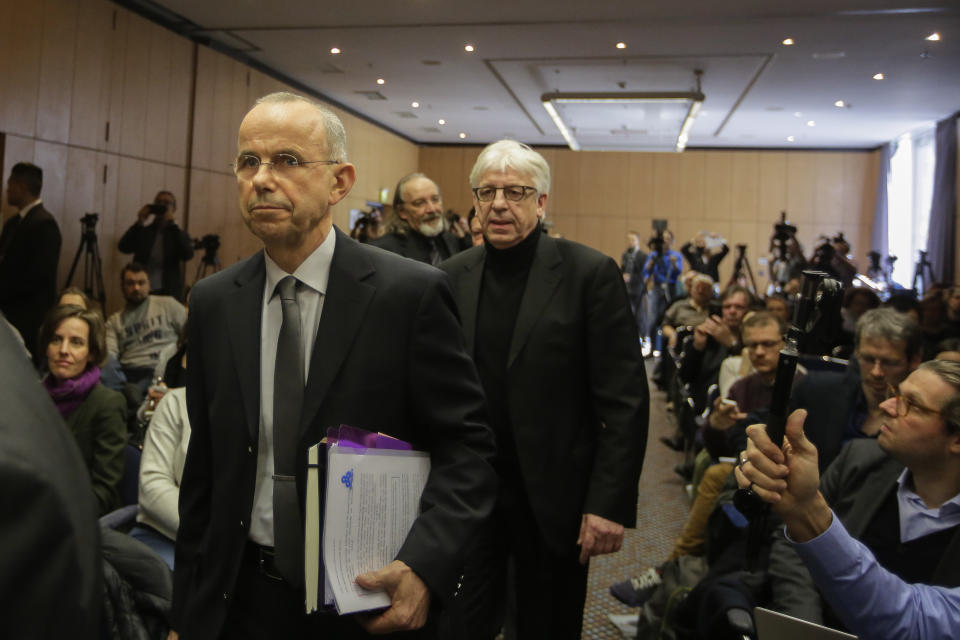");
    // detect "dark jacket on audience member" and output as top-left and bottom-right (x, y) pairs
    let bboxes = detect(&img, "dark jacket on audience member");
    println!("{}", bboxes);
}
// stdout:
(118, 221), (194, 301)
(369, 229), (469, 265)
(67, 383), (128, 515)
(767, 439), (960, 626)
(679, 335), (738, 414)
(0, 318), (102, 639)
(0, 203), (61, 356)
